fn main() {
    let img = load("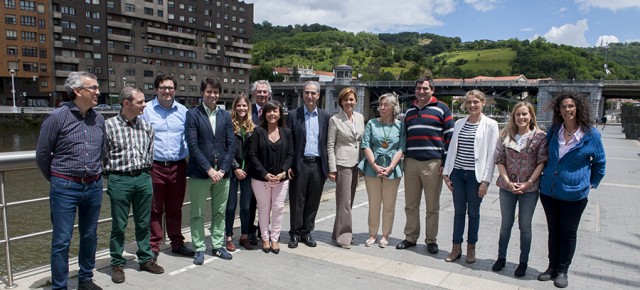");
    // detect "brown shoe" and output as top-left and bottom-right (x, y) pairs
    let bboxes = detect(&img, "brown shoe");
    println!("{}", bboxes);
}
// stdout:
(139, 261), (164, 274)
(466, 243), (476, 263)
(226, 239), (237, 252)
(111, 265), (125, 283)
(239, 237), (254, 250)
(445, 243), (462, 262)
